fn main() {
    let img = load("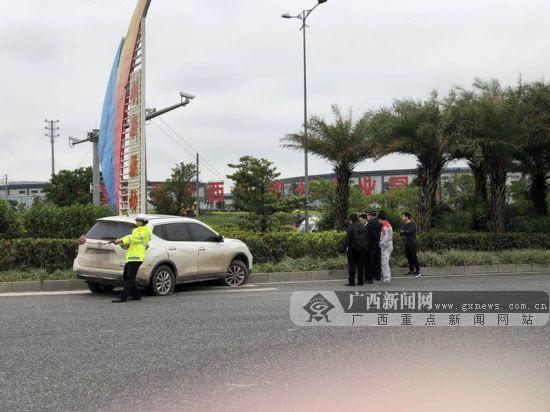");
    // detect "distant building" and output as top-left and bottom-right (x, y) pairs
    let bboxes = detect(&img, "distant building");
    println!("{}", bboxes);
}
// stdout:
(0, 180), (231, 210)
(0, 181), (47, 208)
(274, 167), (522, 198)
